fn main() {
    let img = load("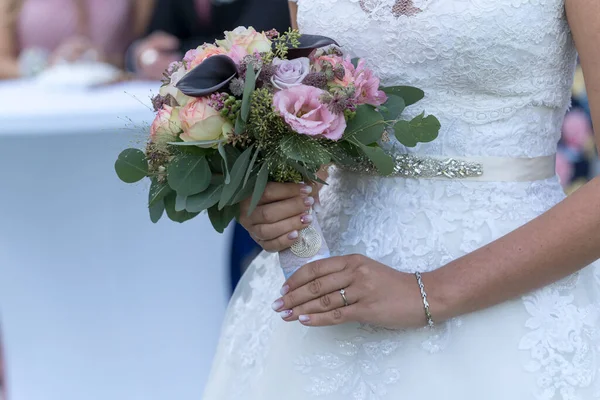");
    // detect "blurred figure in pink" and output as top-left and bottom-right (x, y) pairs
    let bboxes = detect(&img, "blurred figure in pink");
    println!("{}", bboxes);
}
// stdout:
(0, 0), (155, 79)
